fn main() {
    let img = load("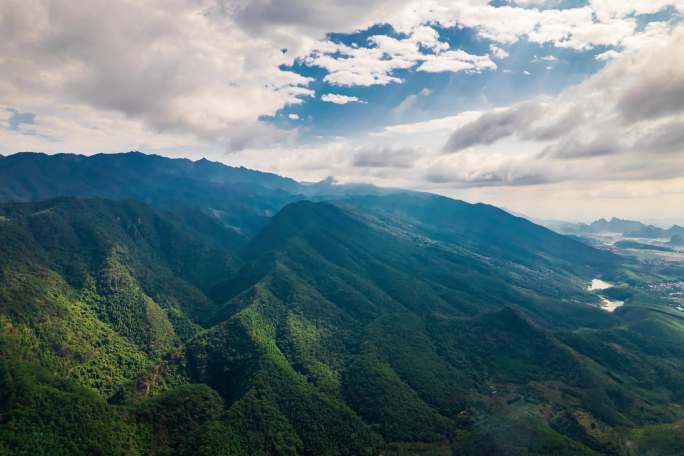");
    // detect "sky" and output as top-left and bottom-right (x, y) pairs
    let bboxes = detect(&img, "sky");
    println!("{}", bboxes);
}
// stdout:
(1, 0), (684, 223)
